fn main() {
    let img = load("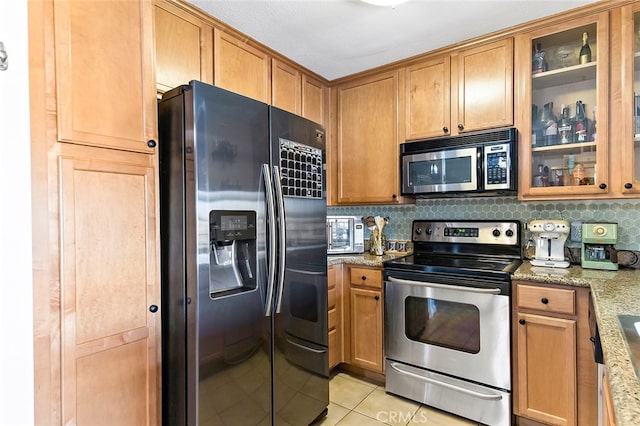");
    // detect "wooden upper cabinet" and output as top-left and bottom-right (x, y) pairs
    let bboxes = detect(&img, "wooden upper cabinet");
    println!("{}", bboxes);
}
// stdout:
(335, 70), (402, 205)
(214, 29), (271, 103)
(455, 38), (514, 133)
(272, 59), (301, 115)
(405, 55), (451, 140)
(302, 74), (327, 126)
(154, 0), (213, 93)
(53, 0), (156, 152)
(59, 145), (159, 425)
(404, 38), (512, 140)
